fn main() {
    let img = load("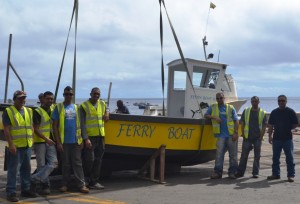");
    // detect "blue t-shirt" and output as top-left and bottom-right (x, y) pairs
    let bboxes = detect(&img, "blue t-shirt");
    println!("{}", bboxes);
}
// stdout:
(52, 104), (77, 144)
(205, 104), (238, 138)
